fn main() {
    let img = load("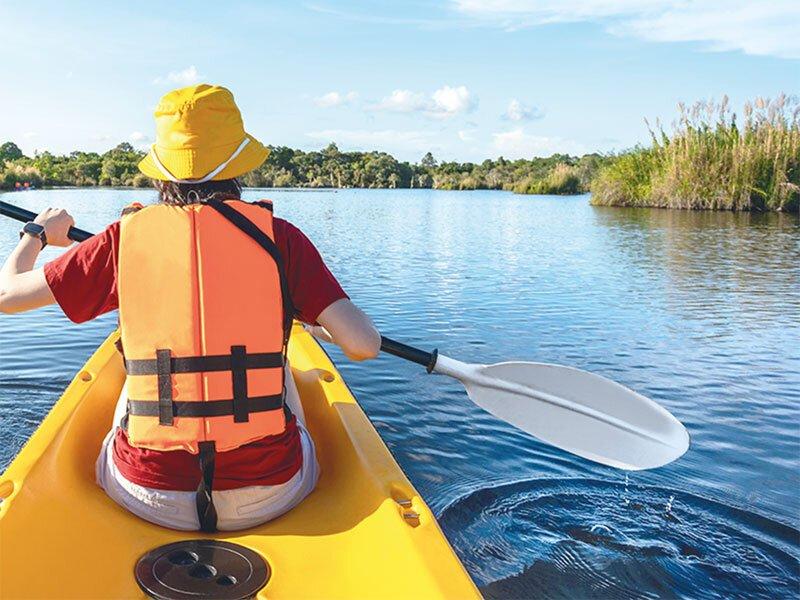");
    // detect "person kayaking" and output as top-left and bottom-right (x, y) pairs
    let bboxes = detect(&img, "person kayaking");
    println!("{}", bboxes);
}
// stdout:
(0, 84), (381, 532)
